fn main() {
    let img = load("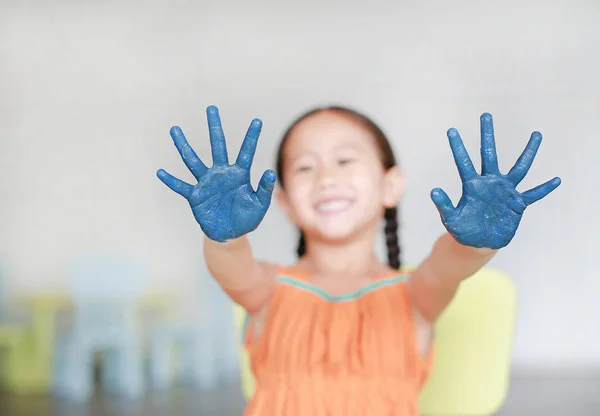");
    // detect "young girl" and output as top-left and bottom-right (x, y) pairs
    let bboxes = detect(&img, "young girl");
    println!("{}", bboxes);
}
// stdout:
(157, 105), (560, 415)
